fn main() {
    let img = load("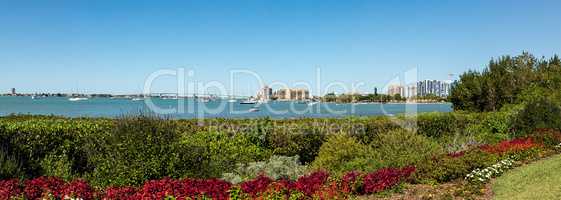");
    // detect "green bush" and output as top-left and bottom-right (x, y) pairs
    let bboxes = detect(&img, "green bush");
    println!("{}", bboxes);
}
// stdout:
(0, 147), (24, 179)
(414, 149), (499, 183)
(180, 131), (271, 179)
(86, 115), (184, 186)
(267, 130), (326, 164)
(513, 96), (561, 136)
(311, 134), (376, 174)
(40, 153), (73, 180)
(370, 130), (443, 168)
